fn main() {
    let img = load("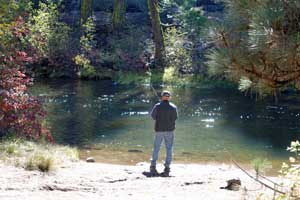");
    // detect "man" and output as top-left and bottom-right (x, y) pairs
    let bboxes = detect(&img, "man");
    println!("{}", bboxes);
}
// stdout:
(149, 90), (178, 177)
